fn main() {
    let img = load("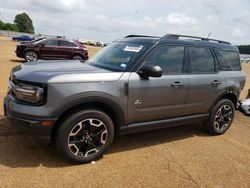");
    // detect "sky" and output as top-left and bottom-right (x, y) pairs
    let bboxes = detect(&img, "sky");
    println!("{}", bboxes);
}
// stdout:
(0, 0), (249, 44)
